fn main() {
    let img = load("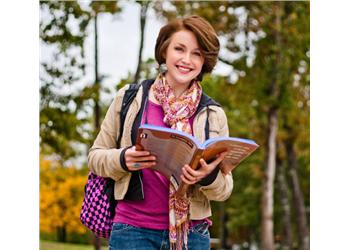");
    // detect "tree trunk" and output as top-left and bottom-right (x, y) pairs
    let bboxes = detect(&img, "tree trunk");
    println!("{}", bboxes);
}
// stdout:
(276, 155), (293, 250)
(57, 226), (66, 242)
(285, 139), (309, 250)
(261, 3), (282, 249)
(94, 12), (100, 132)
(92, 233), (101, 250)
(93, 12), (101, 250)
(134, 2), (149, 83)
(261, 108), (278, 250)
(220, 202), (229, 249)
